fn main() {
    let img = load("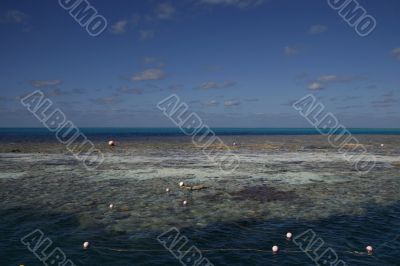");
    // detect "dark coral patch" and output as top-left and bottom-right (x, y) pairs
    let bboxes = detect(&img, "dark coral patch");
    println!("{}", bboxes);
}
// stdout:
(230, 185), (297, 203)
